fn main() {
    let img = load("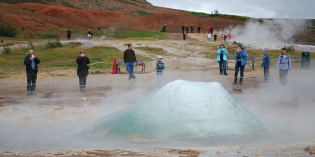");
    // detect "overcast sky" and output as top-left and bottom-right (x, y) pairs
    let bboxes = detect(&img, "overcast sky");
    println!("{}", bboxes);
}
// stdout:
(147, 0), (315, 19)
